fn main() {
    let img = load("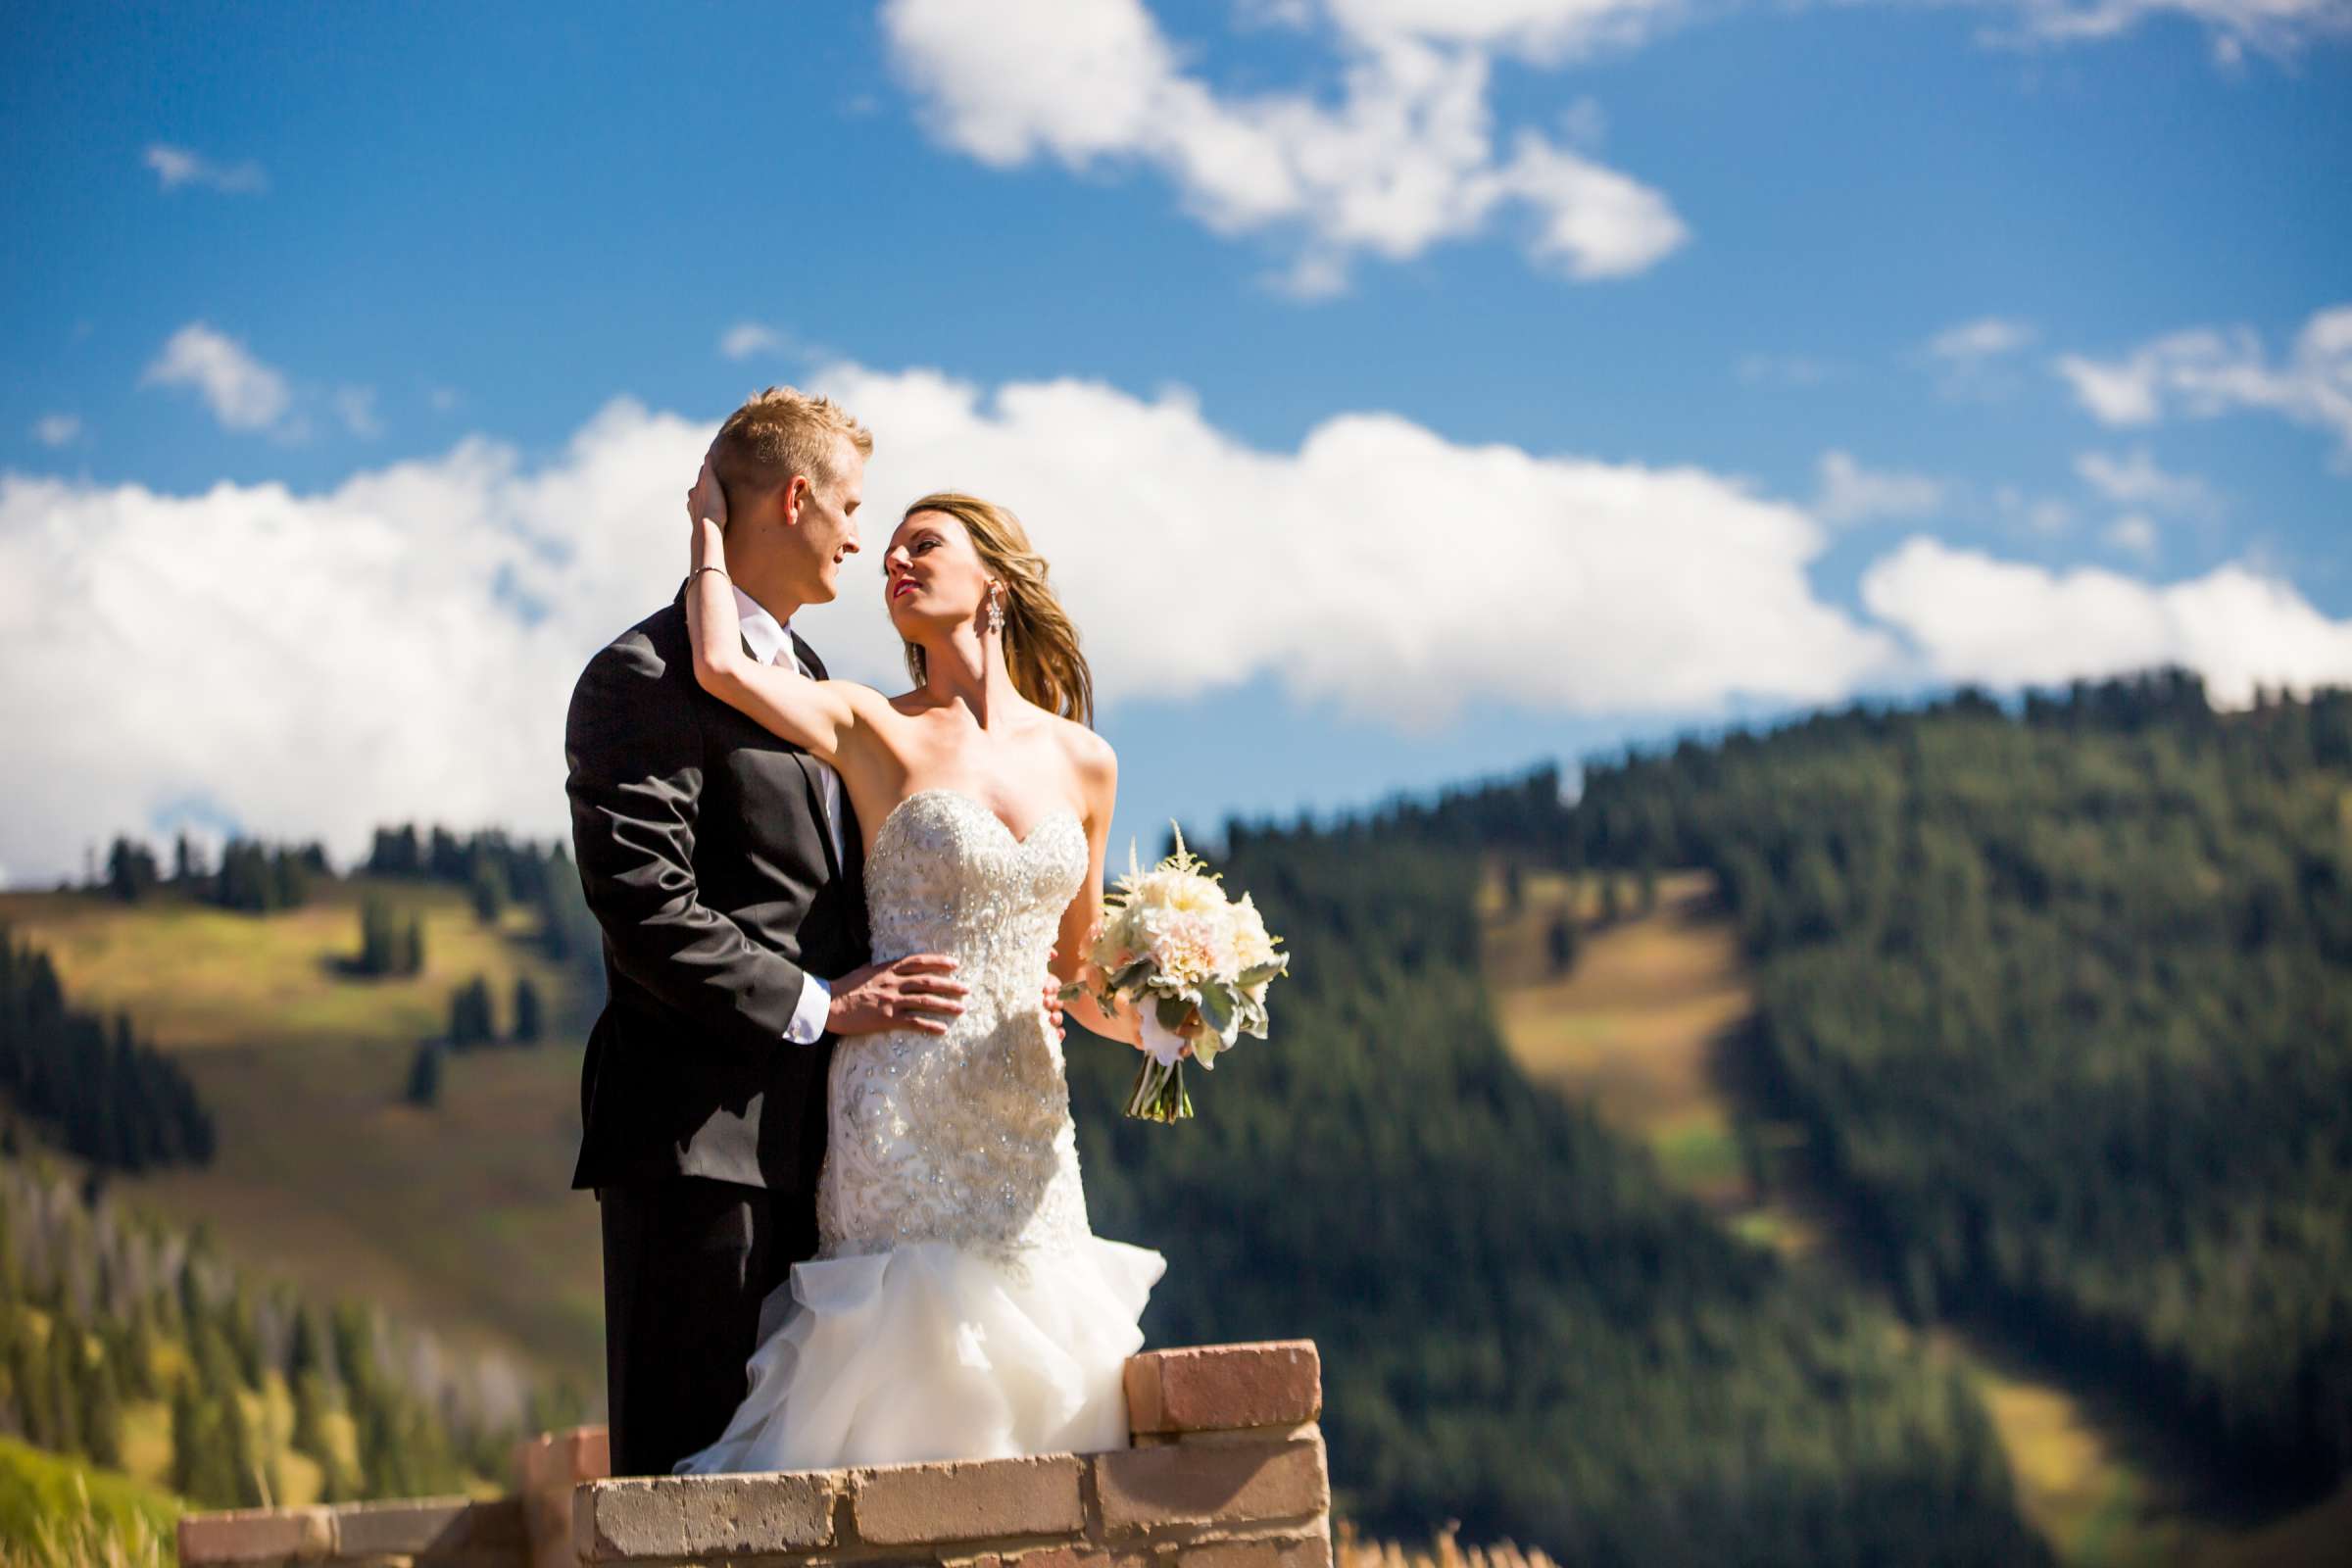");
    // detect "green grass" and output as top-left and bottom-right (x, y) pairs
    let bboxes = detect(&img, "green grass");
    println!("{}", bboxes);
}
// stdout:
(0, 883), (564, 1052)
(0, 882), (604, 1385)
(0, 1438), (178, 1558)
